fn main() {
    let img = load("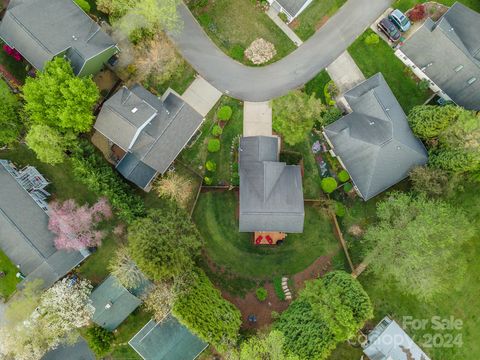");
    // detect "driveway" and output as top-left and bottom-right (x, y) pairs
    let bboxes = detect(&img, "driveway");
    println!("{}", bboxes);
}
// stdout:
(326, 51), (365, 94)
(243, 102), (272, 136)
(181, 76), (222, 117)
(170, 0), (393, 101)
